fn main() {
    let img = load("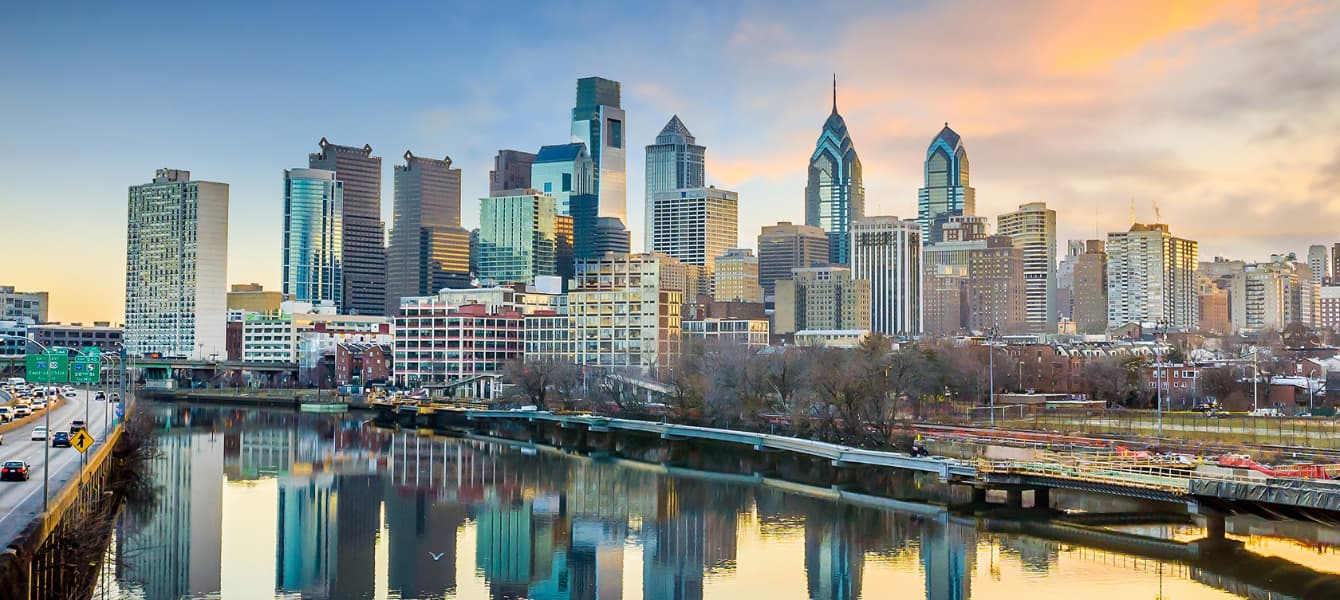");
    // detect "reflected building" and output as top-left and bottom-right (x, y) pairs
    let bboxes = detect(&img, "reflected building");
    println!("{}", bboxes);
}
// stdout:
(920, 518), (975, 600)
(385, 484), (468, 598)
(804, 510), (864, 600)
(117, 431), (224, 600)
(276, 473), (338, 597)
